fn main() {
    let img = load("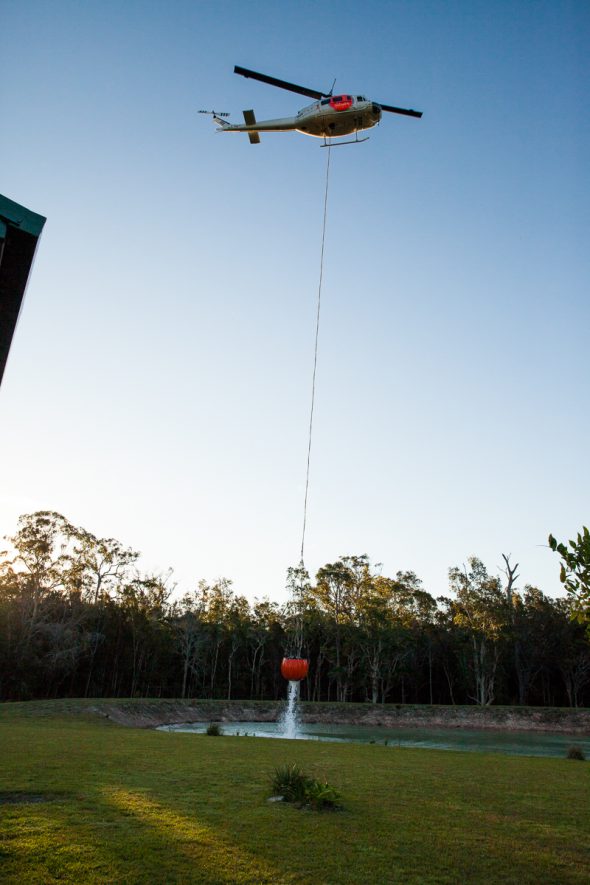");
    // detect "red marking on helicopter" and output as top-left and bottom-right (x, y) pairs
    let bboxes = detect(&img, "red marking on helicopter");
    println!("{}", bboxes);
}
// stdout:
(330, 95), (353, 111)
